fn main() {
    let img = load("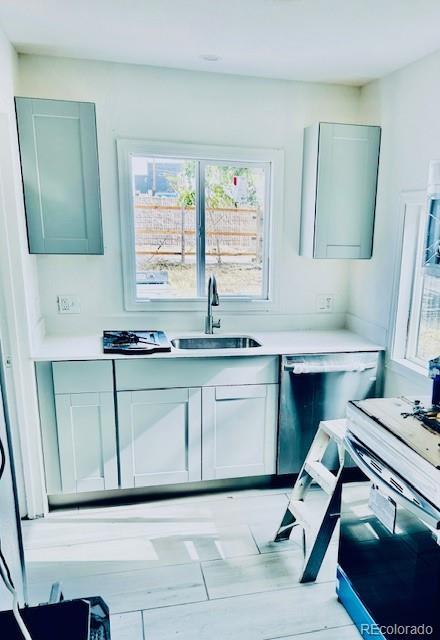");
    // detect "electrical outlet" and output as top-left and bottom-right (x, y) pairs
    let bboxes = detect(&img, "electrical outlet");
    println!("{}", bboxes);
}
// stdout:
(57, 295), (81, 314)
(316, 294), (334, 313)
